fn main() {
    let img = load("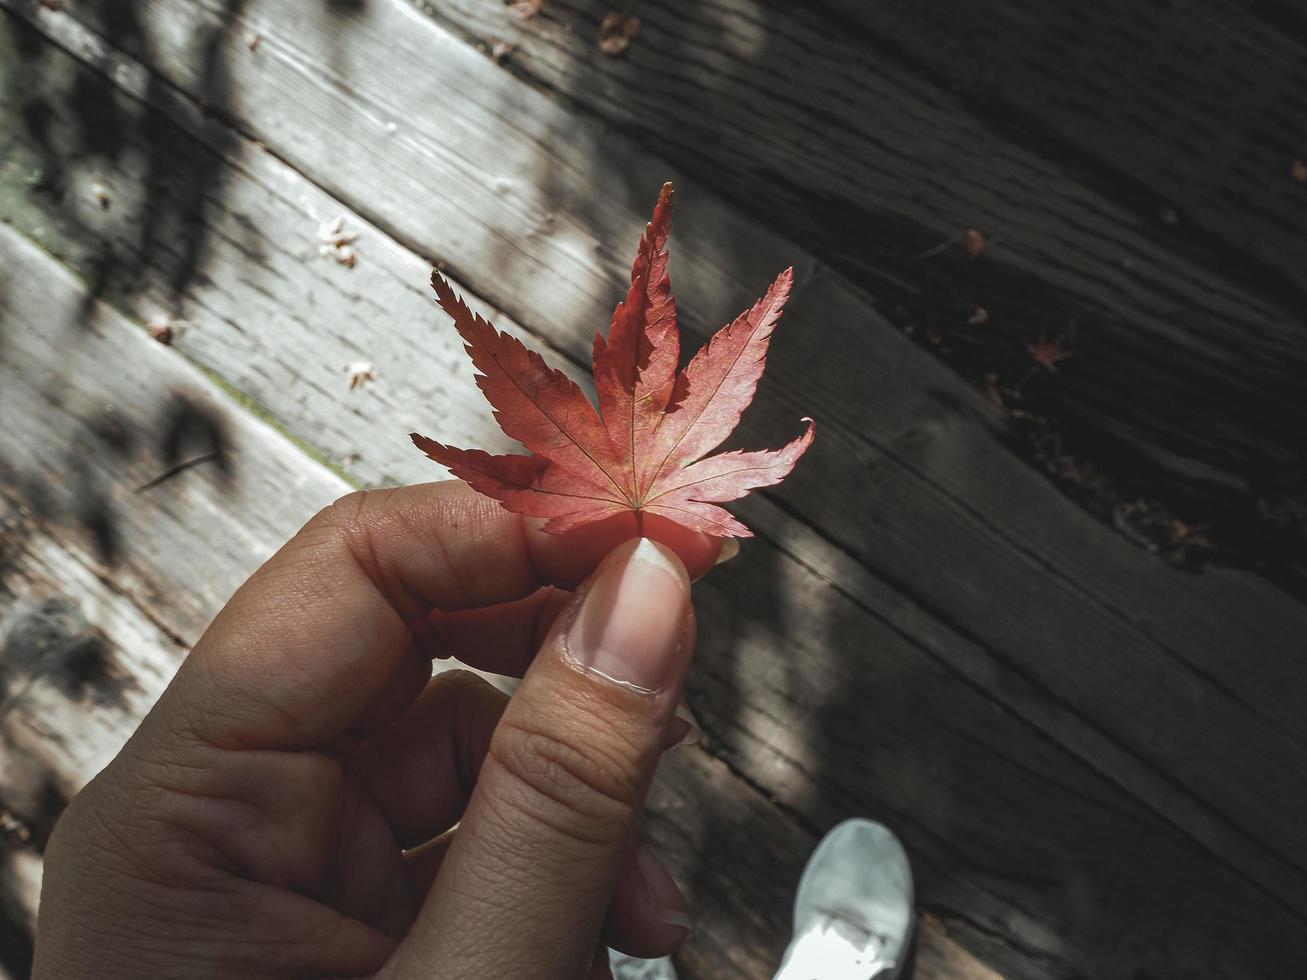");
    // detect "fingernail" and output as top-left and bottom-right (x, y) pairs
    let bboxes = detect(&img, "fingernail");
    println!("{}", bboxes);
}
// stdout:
(564, 538), (691, 694)
(636, 844), (693, 933)
(713, 537), (740, 567)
